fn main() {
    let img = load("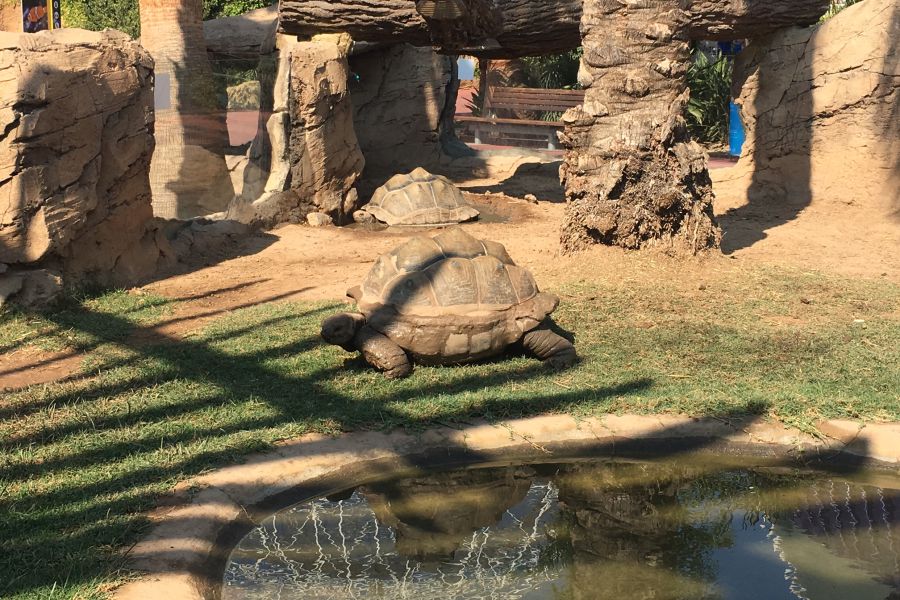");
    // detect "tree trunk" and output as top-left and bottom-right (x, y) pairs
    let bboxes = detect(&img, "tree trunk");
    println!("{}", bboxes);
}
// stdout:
(279, 0), (830, 56)
(140, 0), (235, 219)
(278, 0), (502, 49)
(559, 0), (721, 254)
(279, 0), (429, 45)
